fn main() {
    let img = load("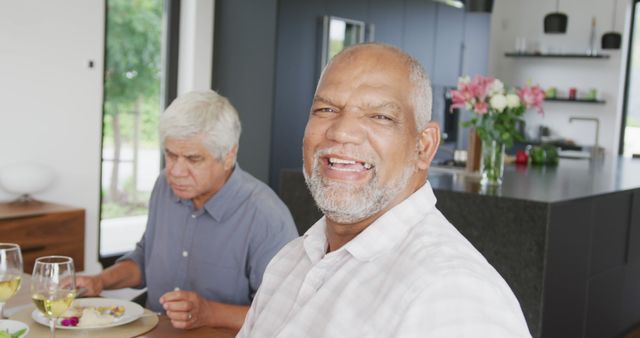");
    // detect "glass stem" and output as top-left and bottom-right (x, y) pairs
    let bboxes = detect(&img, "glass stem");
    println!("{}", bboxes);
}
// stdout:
(49, 317), (56, 338)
